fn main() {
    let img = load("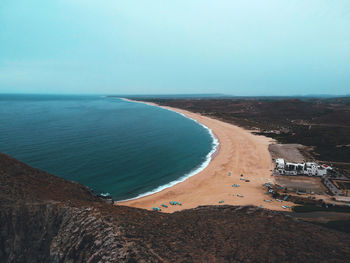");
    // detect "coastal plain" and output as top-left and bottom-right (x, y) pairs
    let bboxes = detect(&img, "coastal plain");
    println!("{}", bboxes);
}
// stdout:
(119, 101), (294, 212)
